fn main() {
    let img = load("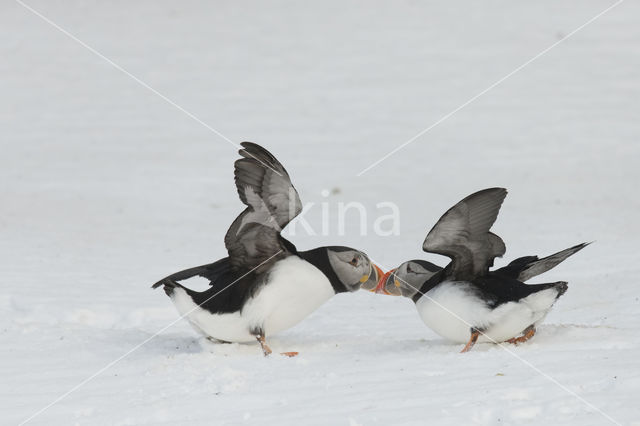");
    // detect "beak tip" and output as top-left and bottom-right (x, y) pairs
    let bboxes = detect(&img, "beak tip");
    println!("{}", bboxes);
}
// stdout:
(373, 268), (398, 296)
